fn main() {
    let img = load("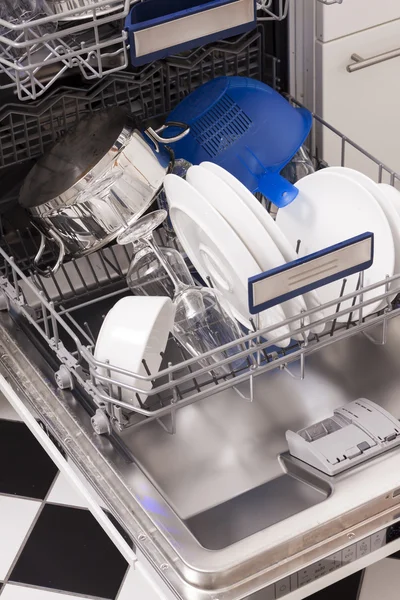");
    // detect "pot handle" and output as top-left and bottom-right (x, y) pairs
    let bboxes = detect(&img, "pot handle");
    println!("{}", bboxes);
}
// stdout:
(34, 229), (66, 277)
(145, 121), (190, 153)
